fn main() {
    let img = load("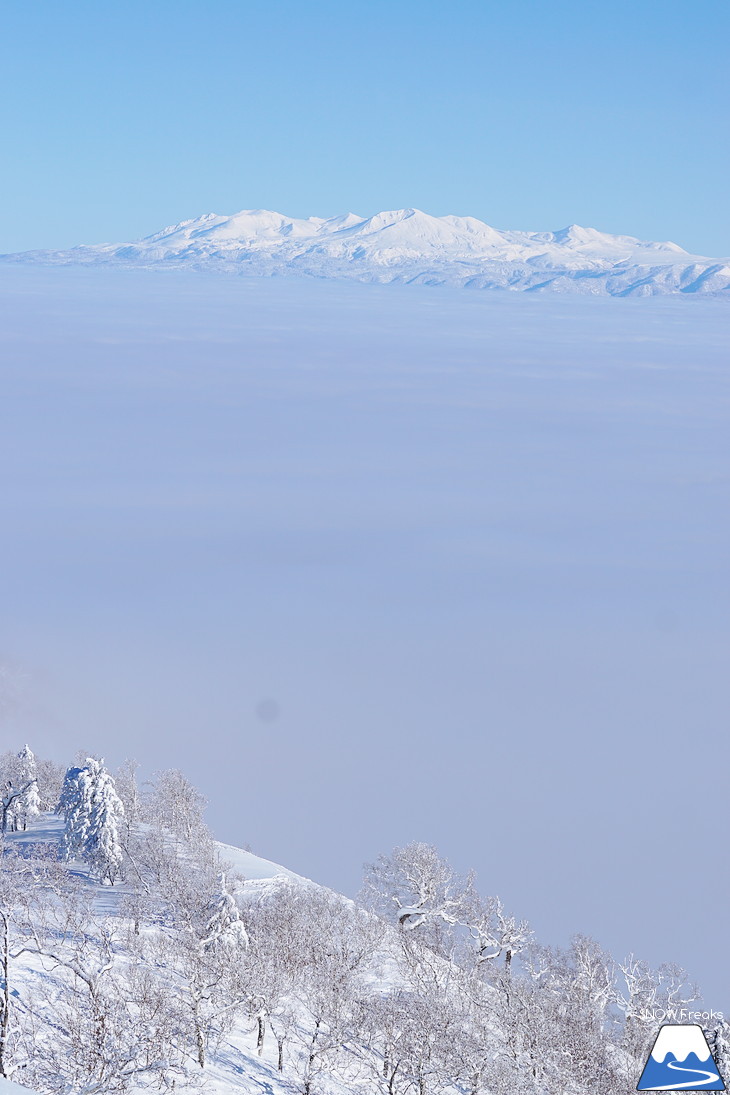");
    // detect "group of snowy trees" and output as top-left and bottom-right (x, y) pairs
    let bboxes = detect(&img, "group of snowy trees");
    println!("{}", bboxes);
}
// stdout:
(0, 744), (724, 1095)
(0, 746), (43, 834)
